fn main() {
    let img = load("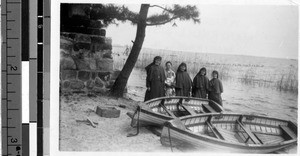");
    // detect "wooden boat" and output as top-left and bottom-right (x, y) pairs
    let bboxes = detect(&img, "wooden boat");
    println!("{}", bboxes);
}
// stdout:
(127, 96), (223, 128)
(160, 113), (297, 153)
